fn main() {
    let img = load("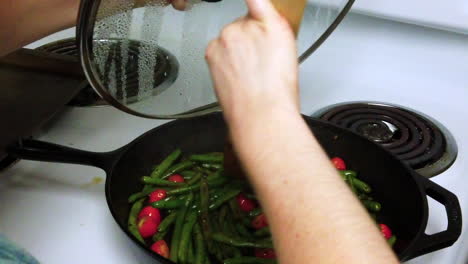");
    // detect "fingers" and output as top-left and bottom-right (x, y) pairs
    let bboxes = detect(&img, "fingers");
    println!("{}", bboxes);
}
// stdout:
(171, 0), (188, 10)
(245, 0), (279, 22)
